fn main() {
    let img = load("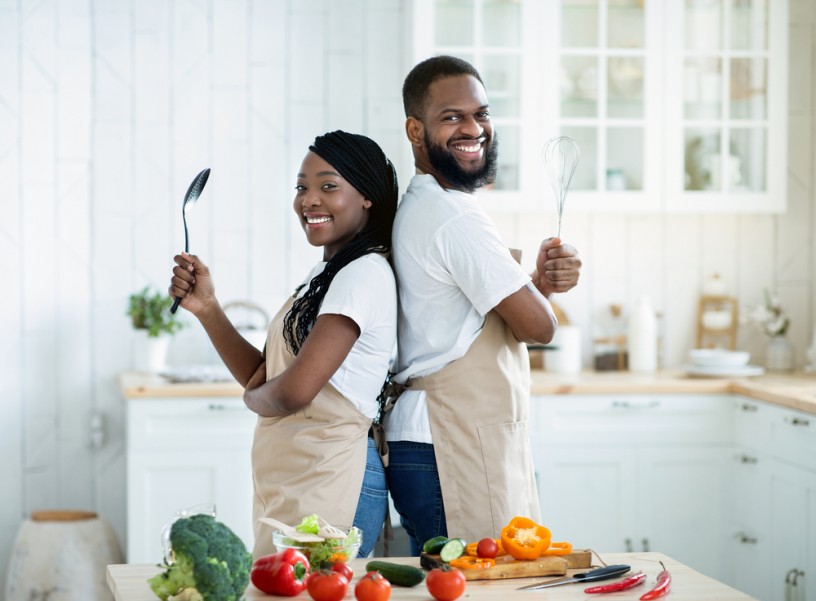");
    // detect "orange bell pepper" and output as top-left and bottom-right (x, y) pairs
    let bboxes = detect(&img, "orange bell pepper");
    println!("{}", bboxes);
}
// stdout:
(500, 516), (552, 561)
(542, 541), (573, 556)
(449, 556), (496, 570)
